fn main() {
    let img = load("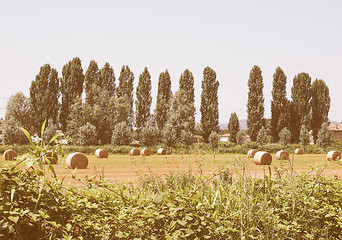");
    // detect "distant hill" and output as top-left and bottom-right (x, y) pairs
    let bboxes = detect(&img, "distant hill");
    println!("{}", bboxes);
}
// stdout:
(219, 119), (247, 130)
